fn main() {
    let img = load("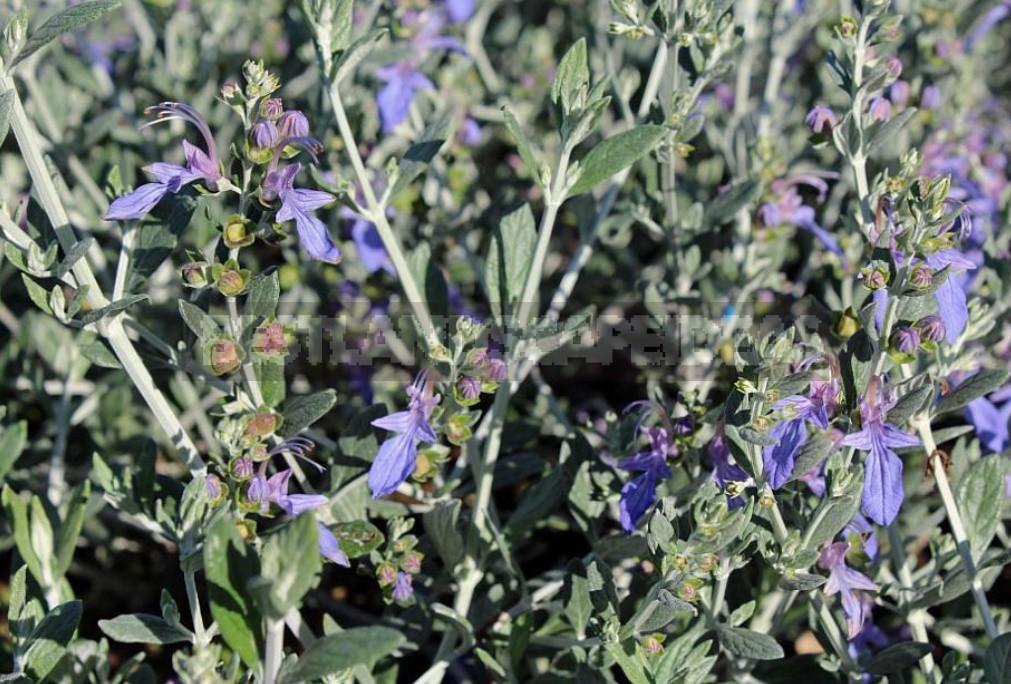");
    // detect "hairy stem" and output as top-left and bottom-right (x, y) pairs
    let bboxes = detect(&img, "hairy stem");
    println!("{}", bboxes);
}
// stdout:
(2, 75), (205, 475)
